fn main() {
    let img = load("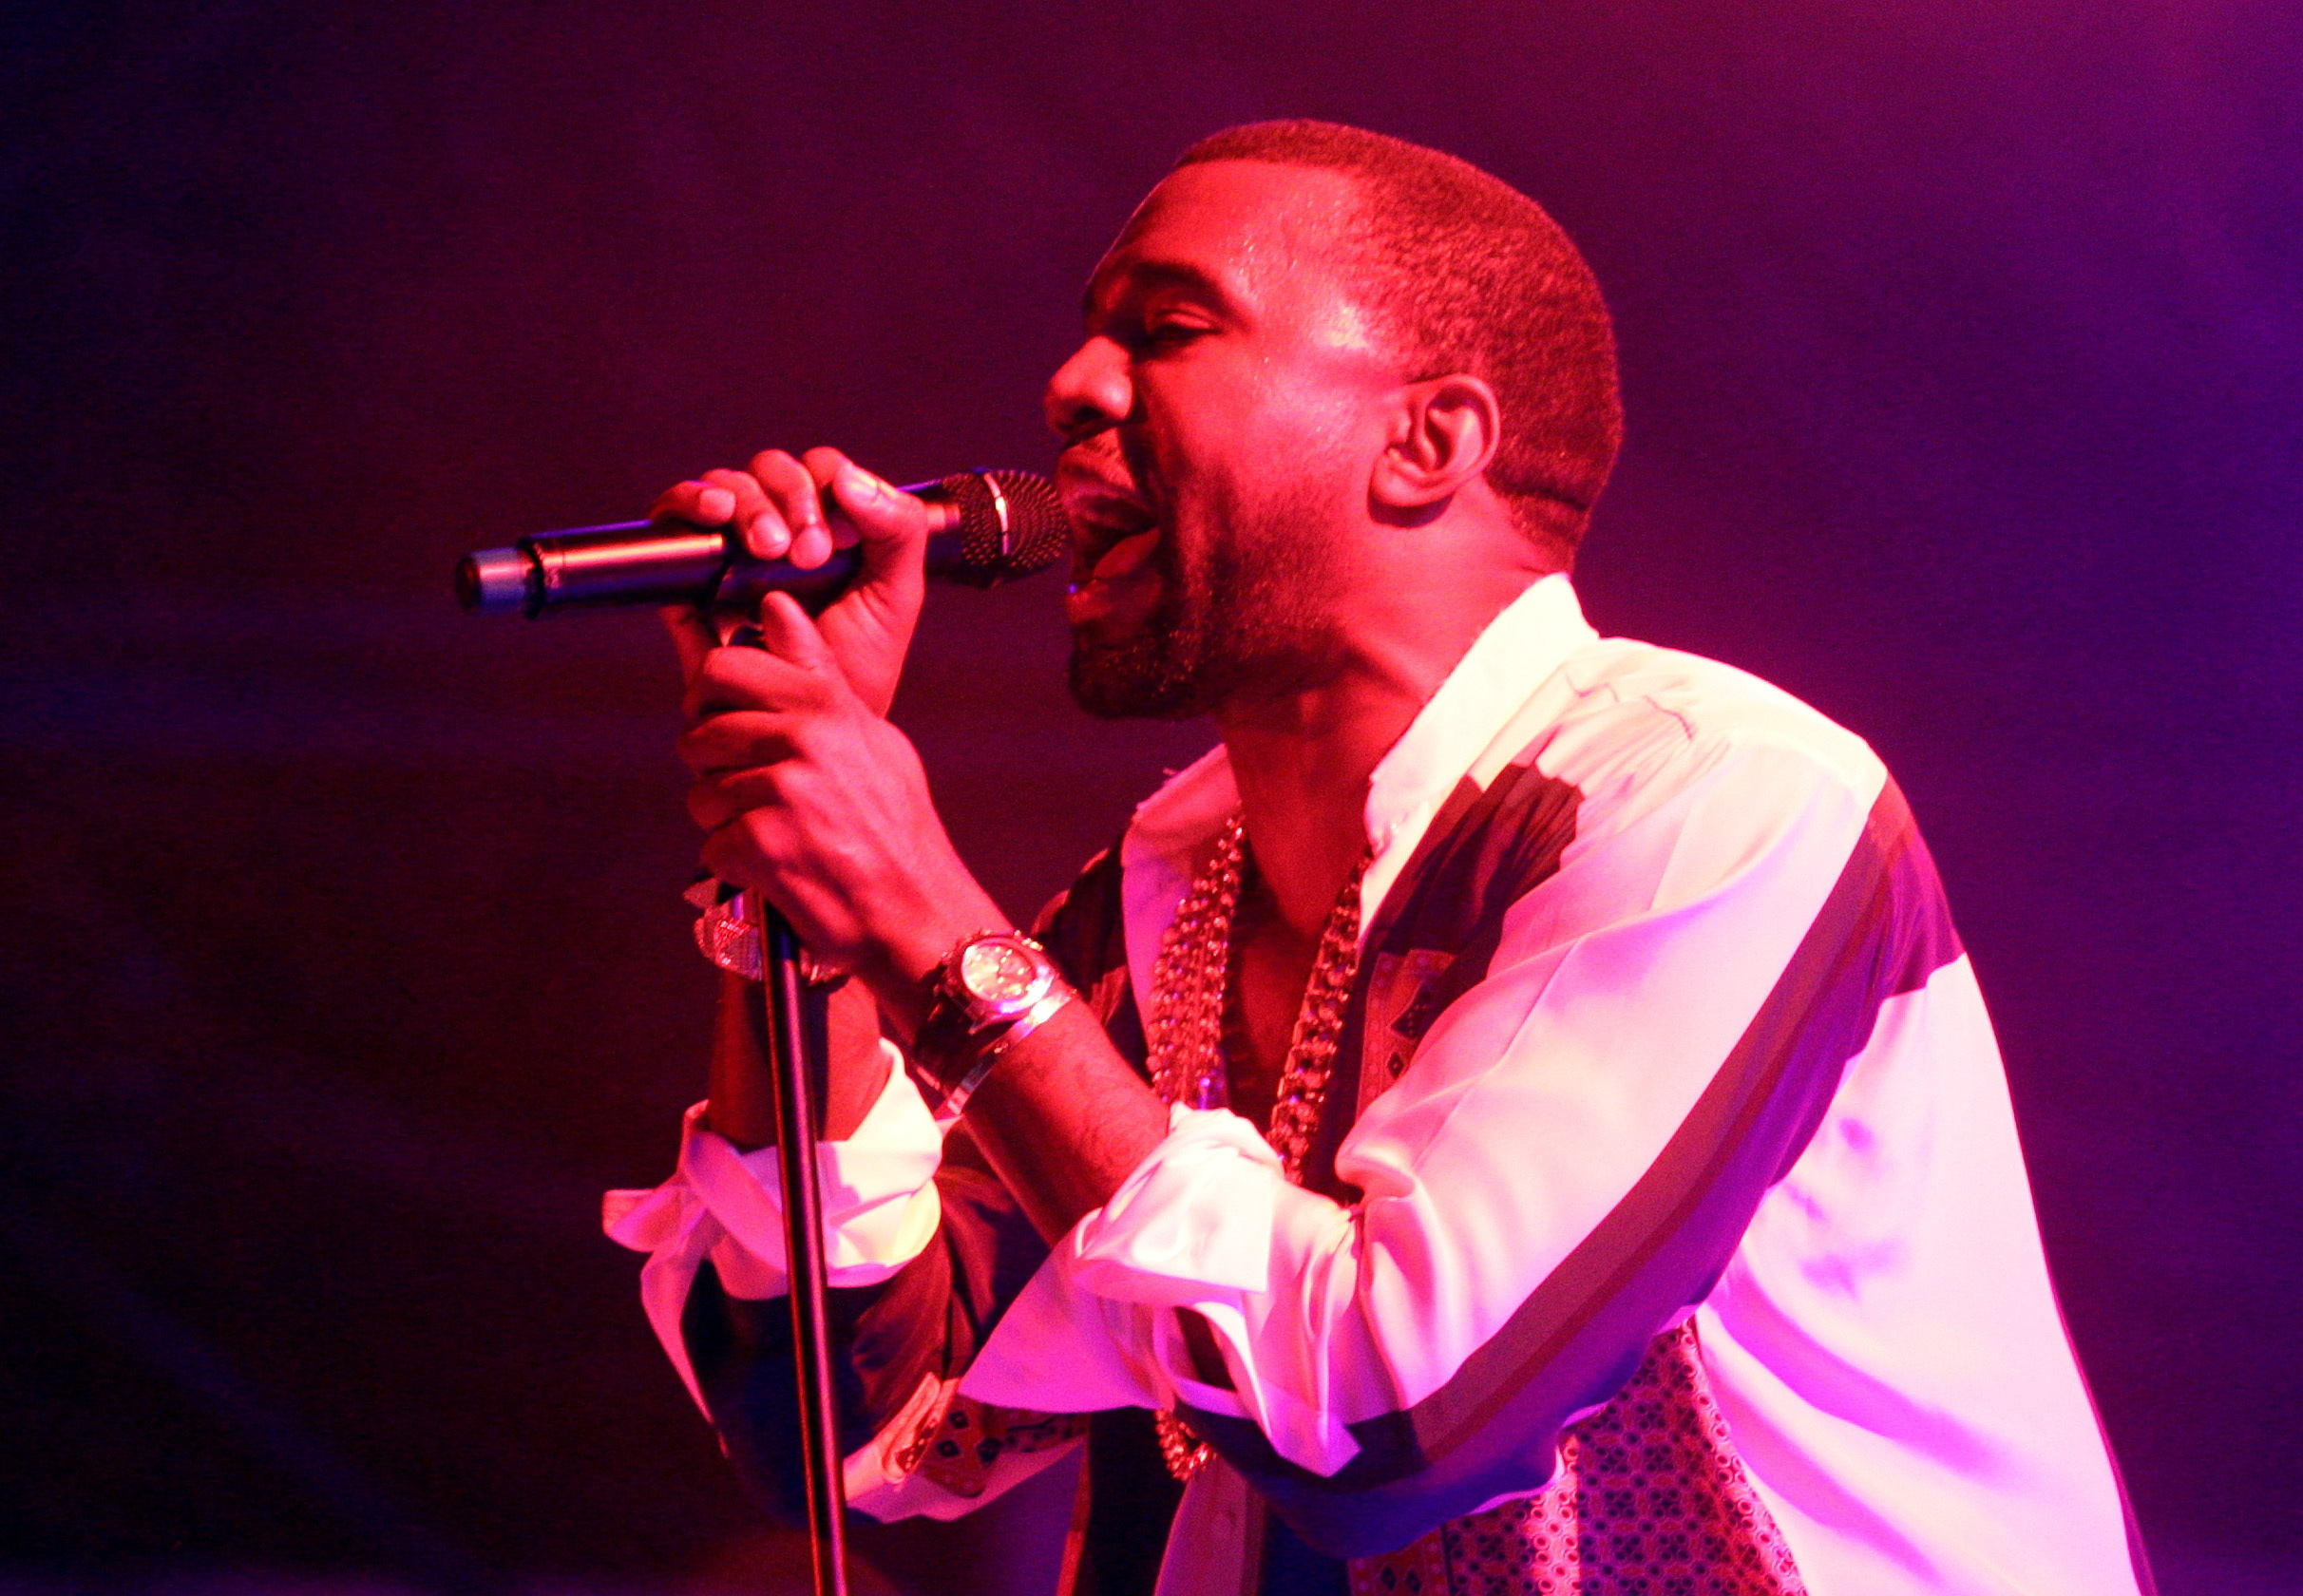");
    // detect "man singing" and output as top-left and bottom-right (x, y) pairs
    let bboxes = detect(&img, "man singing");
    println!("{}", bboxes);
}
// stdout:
(604, 122), (2148, 1595)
